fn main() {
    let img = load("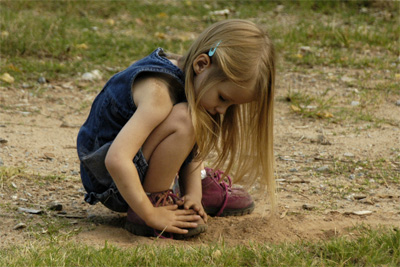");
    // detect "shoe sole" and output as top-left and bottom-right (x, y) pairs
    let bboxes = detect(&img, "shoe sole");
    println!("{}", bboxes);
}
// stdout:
(205, 202), (255, 217)
(124, 221), (207, 239)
